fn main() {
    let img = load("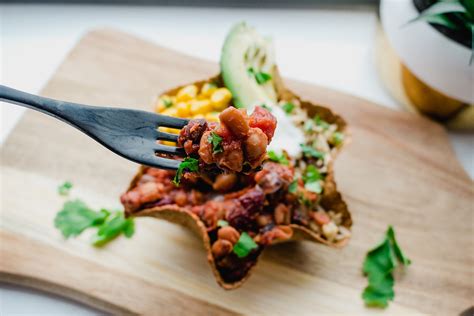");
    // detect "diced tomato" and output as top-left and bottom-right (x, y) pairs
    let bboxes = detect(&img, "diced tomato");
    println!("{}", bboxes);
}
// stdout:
(312, 212), (330, 225)
(249, 106), (277, 142)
